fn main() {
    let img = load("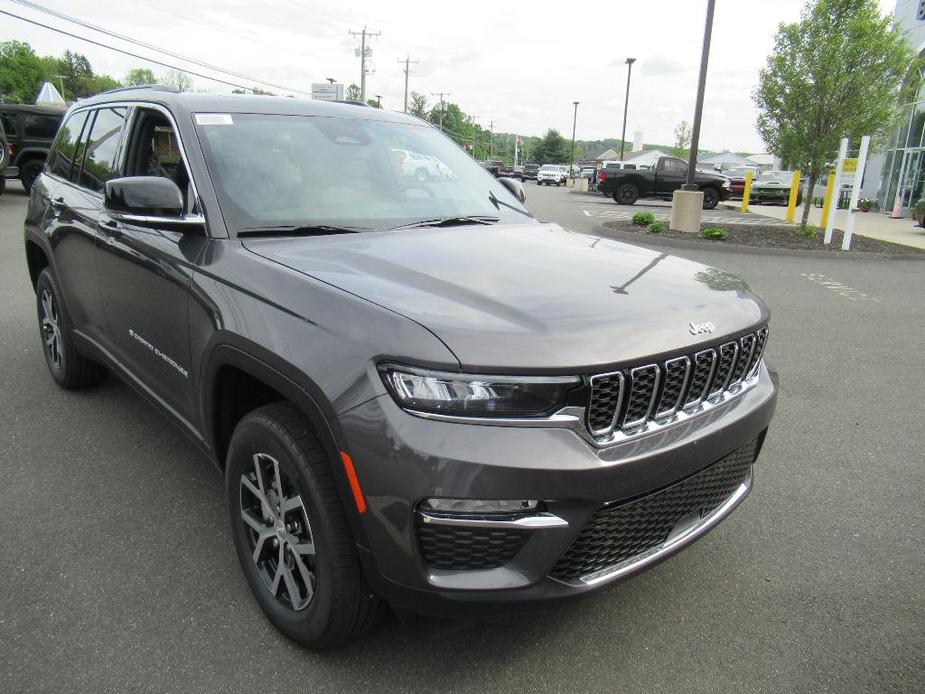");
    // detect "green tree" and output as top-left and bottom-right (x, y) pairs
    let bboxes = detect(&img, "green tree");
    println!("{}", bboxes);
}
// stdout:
(345, 83), (362, 102)
(673, 120), (692, 158)
(125, 68), (157, 86)
(408, 91), (428, 118)
(0, 41), (50, 102)
(532, 129), (570, 164)
(754, 0), (917, 228)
